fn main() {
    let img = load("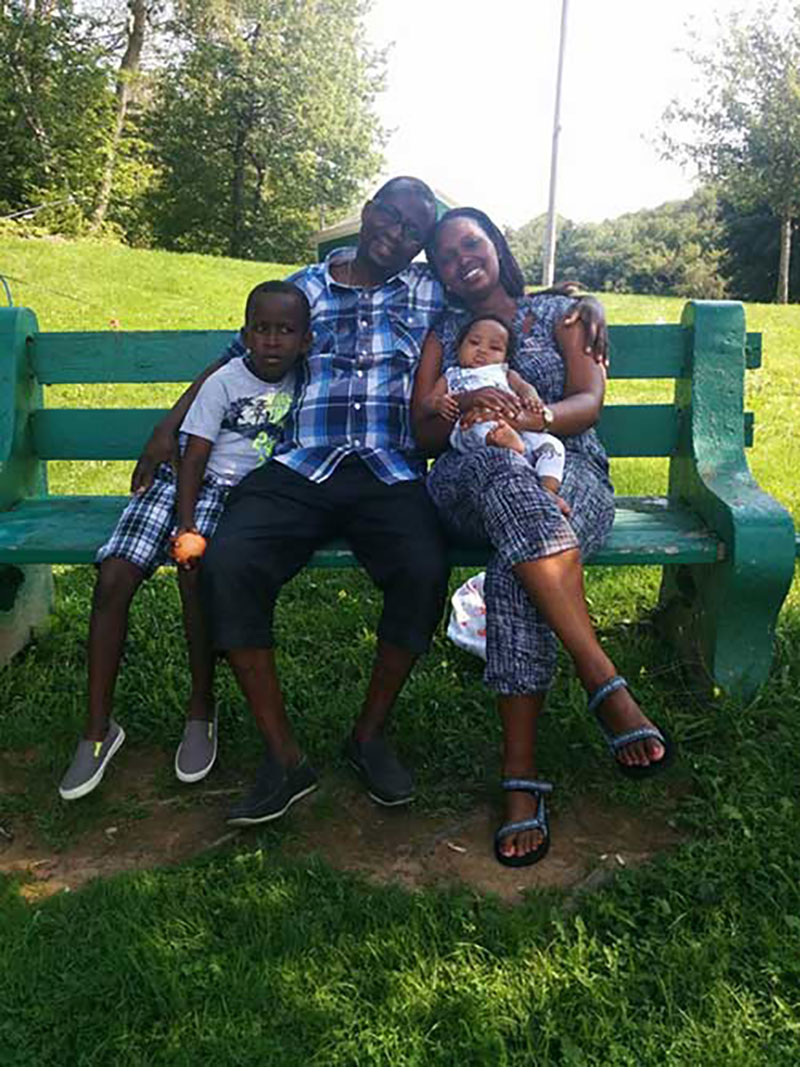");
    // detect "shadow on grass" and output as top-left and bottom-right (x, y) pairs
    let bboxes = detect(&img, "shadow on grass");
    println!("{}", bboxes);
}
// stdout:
(1, 569), (800, 1062)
